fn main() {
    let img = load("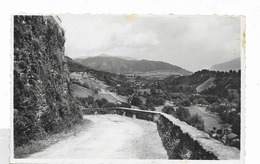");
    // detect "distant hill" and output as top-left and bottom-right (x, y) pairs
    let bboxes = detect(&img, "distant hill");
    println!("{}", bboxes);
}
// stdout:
(98, 54), (137, 61)
(210, 57), (241, 72)
(65, 56), (127, 87)
(75, 56), (191, 76)
(162, 69), (241, 98)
